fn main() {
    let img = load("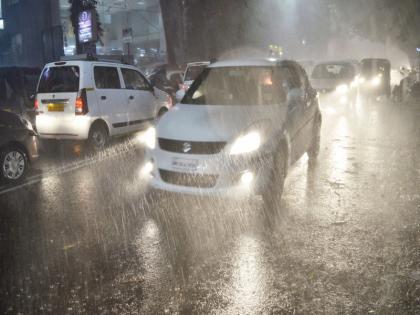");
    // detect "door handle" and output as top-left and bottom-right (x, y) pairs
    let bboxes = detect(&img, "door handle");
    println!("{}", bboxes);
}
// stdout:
(101, 96), (107, 100)
(129, 95), (134, 100)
